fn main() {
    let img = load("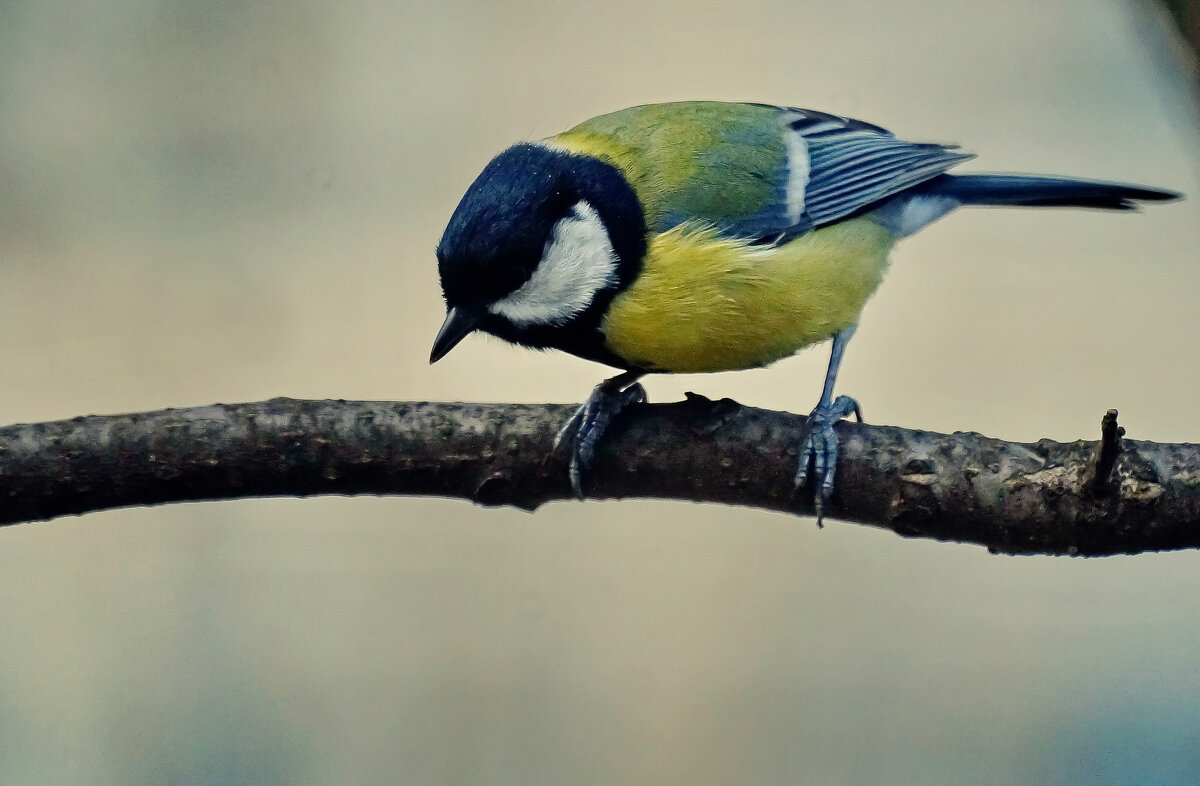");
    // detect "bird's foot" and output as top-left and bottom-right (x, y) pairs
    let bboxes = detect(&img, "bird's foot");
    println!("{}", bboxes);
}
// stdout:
(794, 394), (862, 525)
(554, 378), (647, 499)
